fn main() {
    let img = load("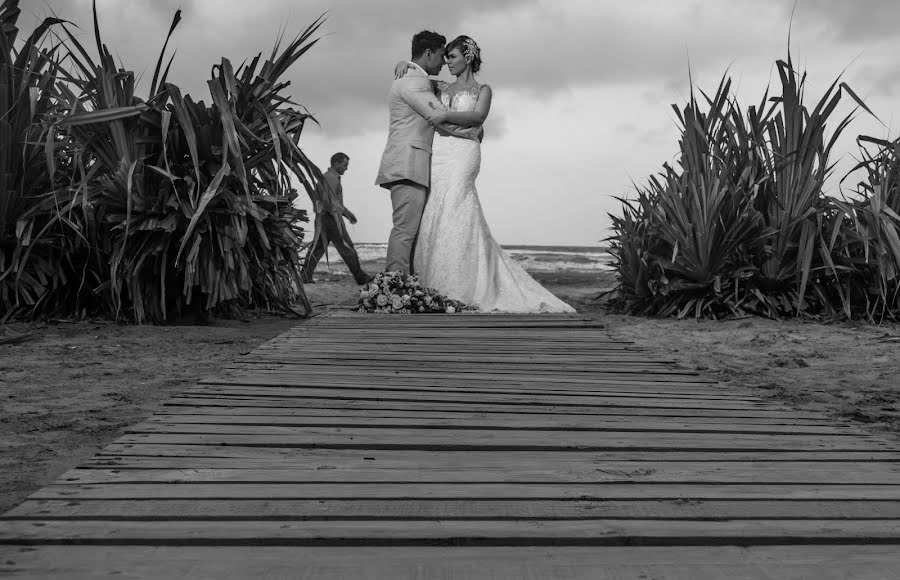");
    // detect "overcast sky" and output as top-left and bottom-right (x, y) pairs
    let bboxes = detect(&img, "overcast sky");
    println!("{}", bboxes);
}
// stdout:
(18, 0), (900, 245)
